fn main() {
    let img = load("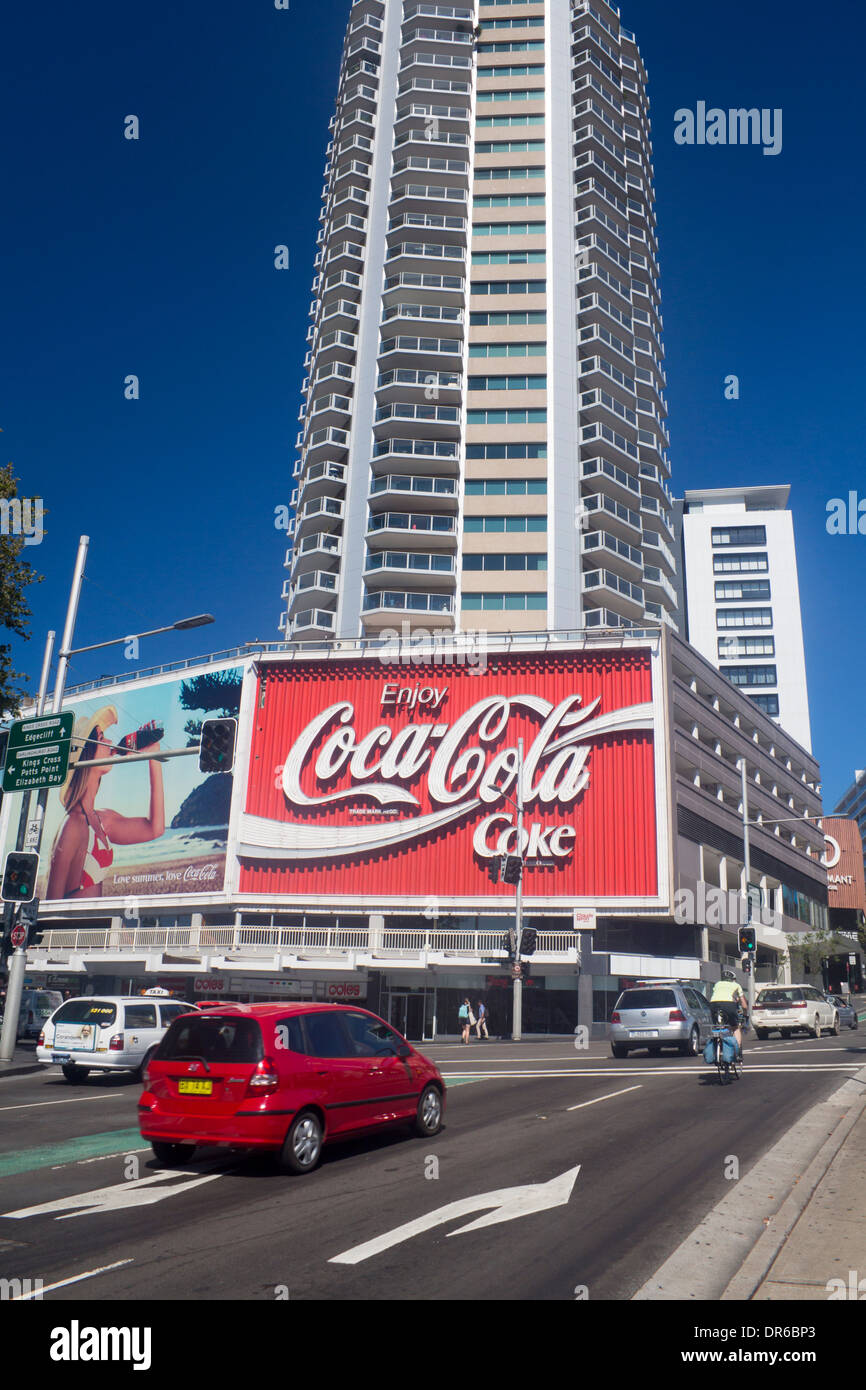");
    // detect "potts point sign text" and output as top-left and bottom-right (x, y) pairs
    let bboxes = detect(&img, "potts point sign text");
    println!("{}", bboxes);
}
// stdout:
(237, 648), (669, 907)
